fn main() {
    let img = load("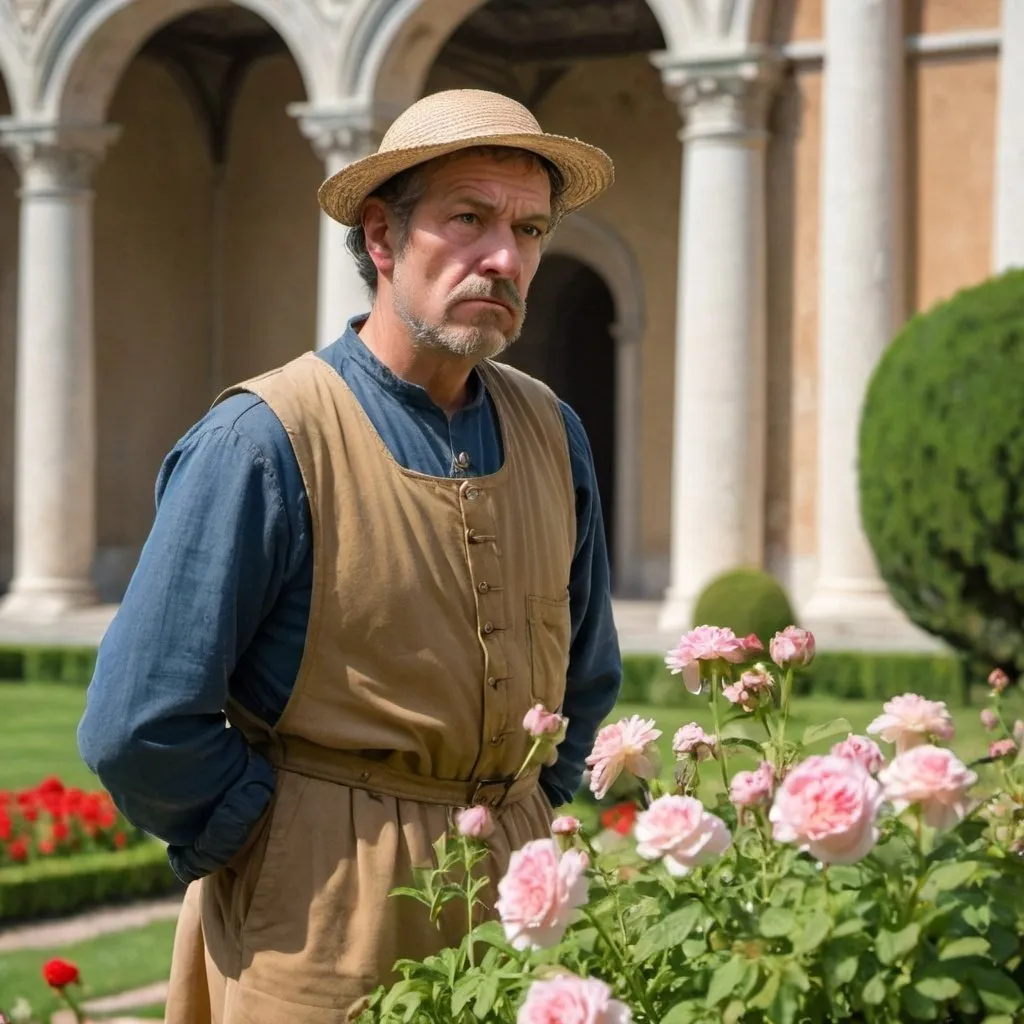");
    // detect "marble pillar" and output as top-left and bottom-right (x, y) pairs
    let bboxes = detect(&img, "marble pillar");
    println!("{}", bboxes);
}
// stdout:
(656, 58), (777, 635)
(290, 107), (383, 350)
(0, 121), (119, 620)
(994, 0), (1024, 270)
(801, 0), (931, 648)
